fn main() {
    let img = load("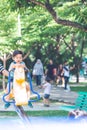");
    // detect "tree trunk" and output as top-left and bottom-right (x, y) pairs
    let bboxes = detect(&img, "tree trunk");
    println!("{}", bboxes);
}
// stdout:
(76, 71), (79, 83)
(75, 63), (81, 83)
